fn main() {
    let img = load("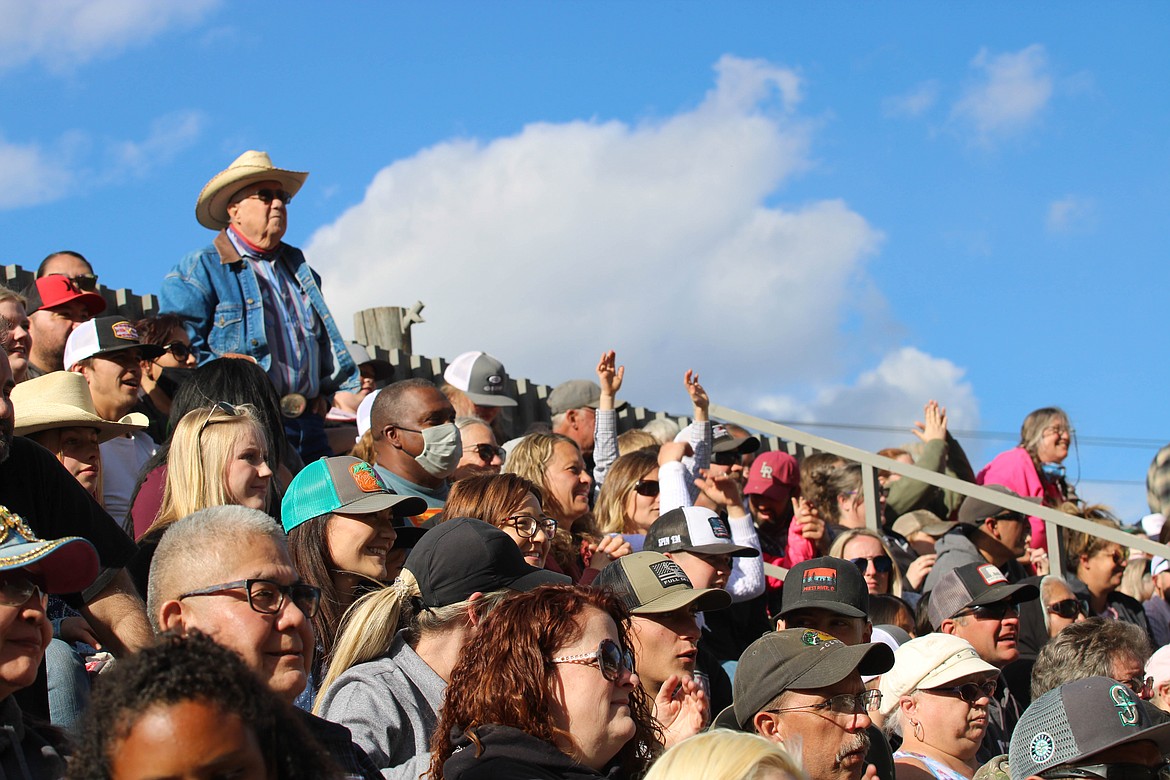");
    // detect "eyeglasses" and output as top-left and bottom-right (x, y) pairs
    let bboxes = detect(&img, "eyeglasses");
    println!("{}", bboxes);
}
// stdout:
(467, 443), (504, 463)
(1042, 425), (1075, 439)
(766, 689), (881, 716)
(633, 479), (660, 498)
(243, 188), (293, 205)
(199, 401), (241, 434)
(504, 514), (557, 538)
(1116, 675), (1154, 700)
(712, 451), (739, 466)
(178, 578), (320, 619)
(69, 273), (99, 291)
(849, 555), (893, 574)
(1040, 762), (1170, 780)
(925, 679), (997, 704)
(0, 573), (43, 607)
(551, 638), (635, 683)
(991, 512), (1029, 524)
(1047, 598), (1090, 620)
(161, 341), (197, 362)
(954, 602), (1018, 621)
